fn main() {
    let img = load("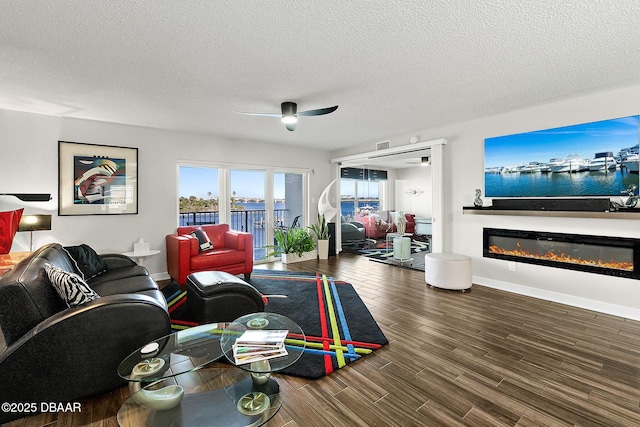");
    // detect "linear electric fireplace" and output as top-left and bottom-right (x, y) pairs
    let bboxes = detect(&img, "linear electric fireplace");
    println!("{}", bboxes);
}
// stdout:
(483, 228), (640, 279)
